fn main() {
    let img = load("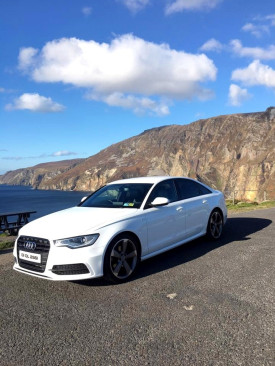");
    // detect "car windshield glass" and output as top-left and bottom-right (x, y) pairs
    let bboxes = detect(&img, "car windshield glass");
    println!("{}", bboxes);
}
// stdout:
(80, 183), (153, 208)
